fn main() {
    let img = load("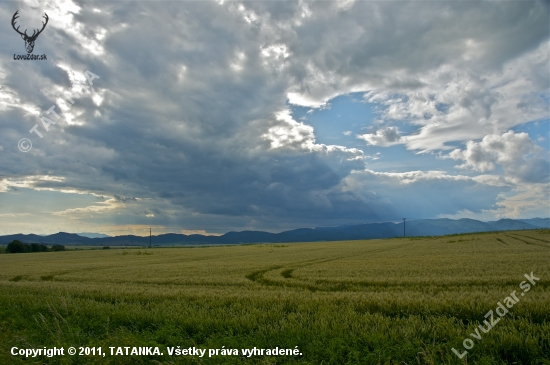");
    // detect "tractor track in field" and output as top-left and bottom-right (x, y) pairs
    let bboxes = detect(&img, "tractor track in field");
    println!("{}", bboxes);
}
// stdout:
(510, 233), (550, 244)
(245, 241), (418, 292)
(505, 234), (550, 248)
